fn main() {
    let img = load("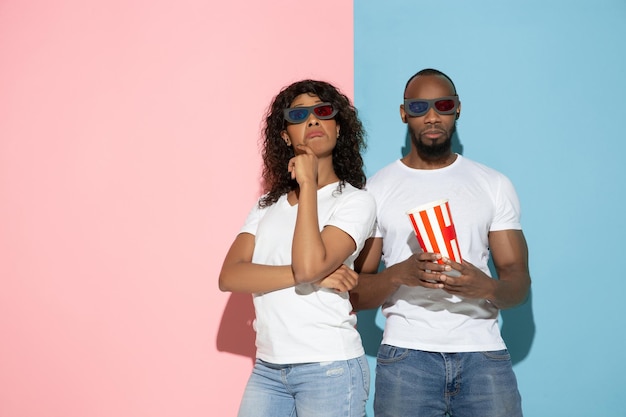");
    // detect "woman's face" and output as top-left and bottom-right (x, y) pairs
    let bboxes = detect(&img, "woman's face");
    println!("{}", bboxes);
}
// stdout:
(281, 93), (339, 157)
